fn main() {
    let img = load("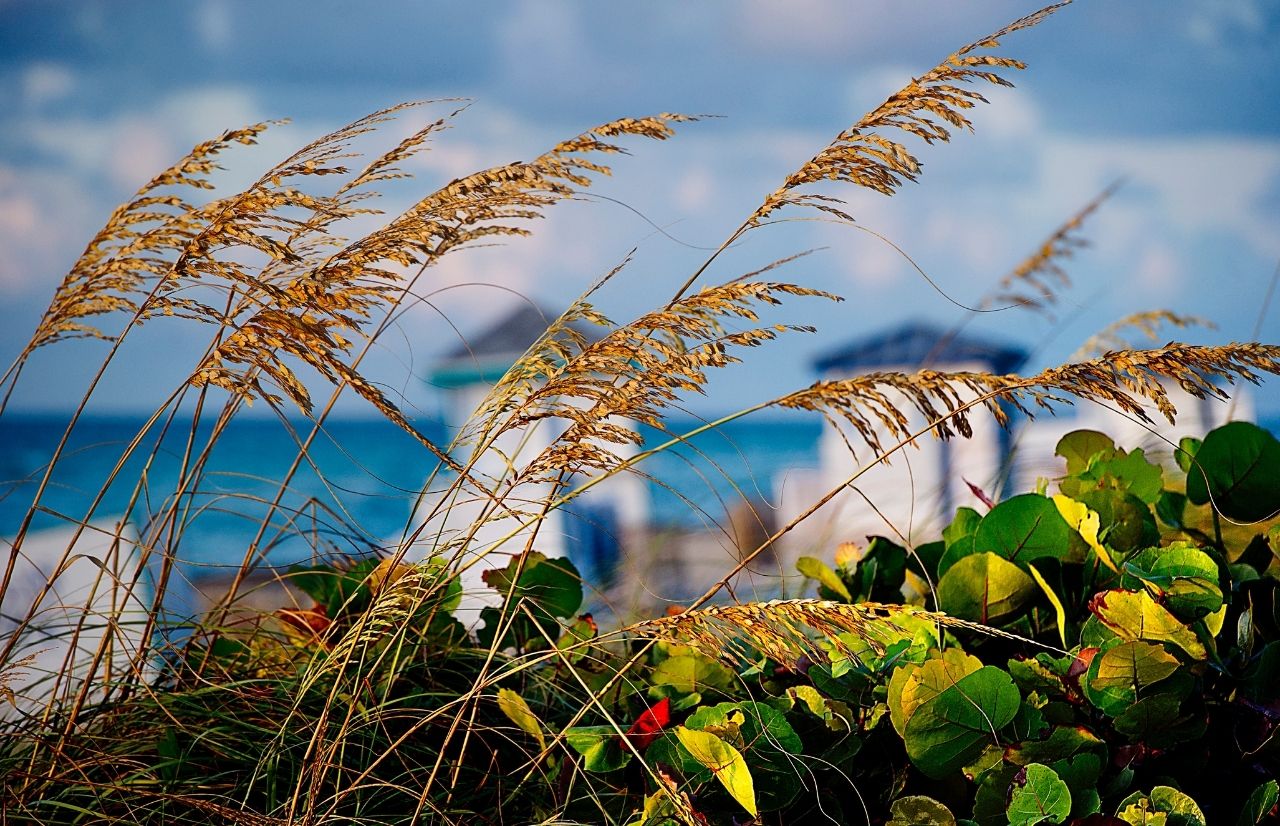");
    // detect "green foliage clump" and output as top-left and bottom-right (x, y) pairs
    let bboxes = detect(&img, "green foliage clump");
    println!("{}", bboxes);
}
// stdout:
(24, 423), (1272, 825)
